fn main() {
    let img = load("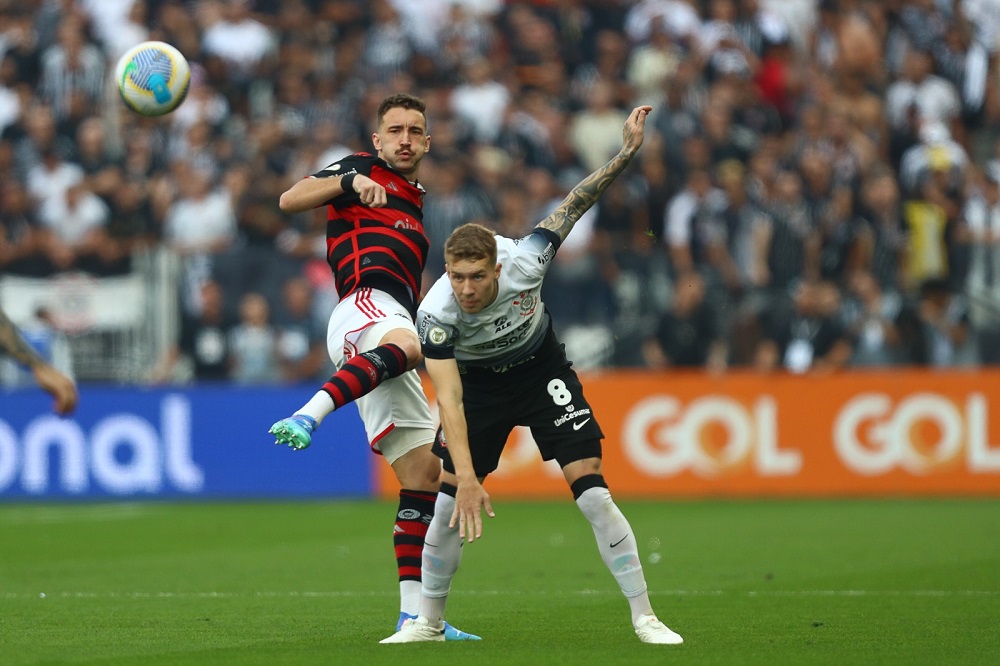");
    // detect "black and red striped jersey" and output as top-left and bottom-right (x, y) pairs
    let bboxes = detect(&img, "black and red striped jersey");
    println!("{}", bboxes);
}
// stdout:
(313, 152), (429, 318)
